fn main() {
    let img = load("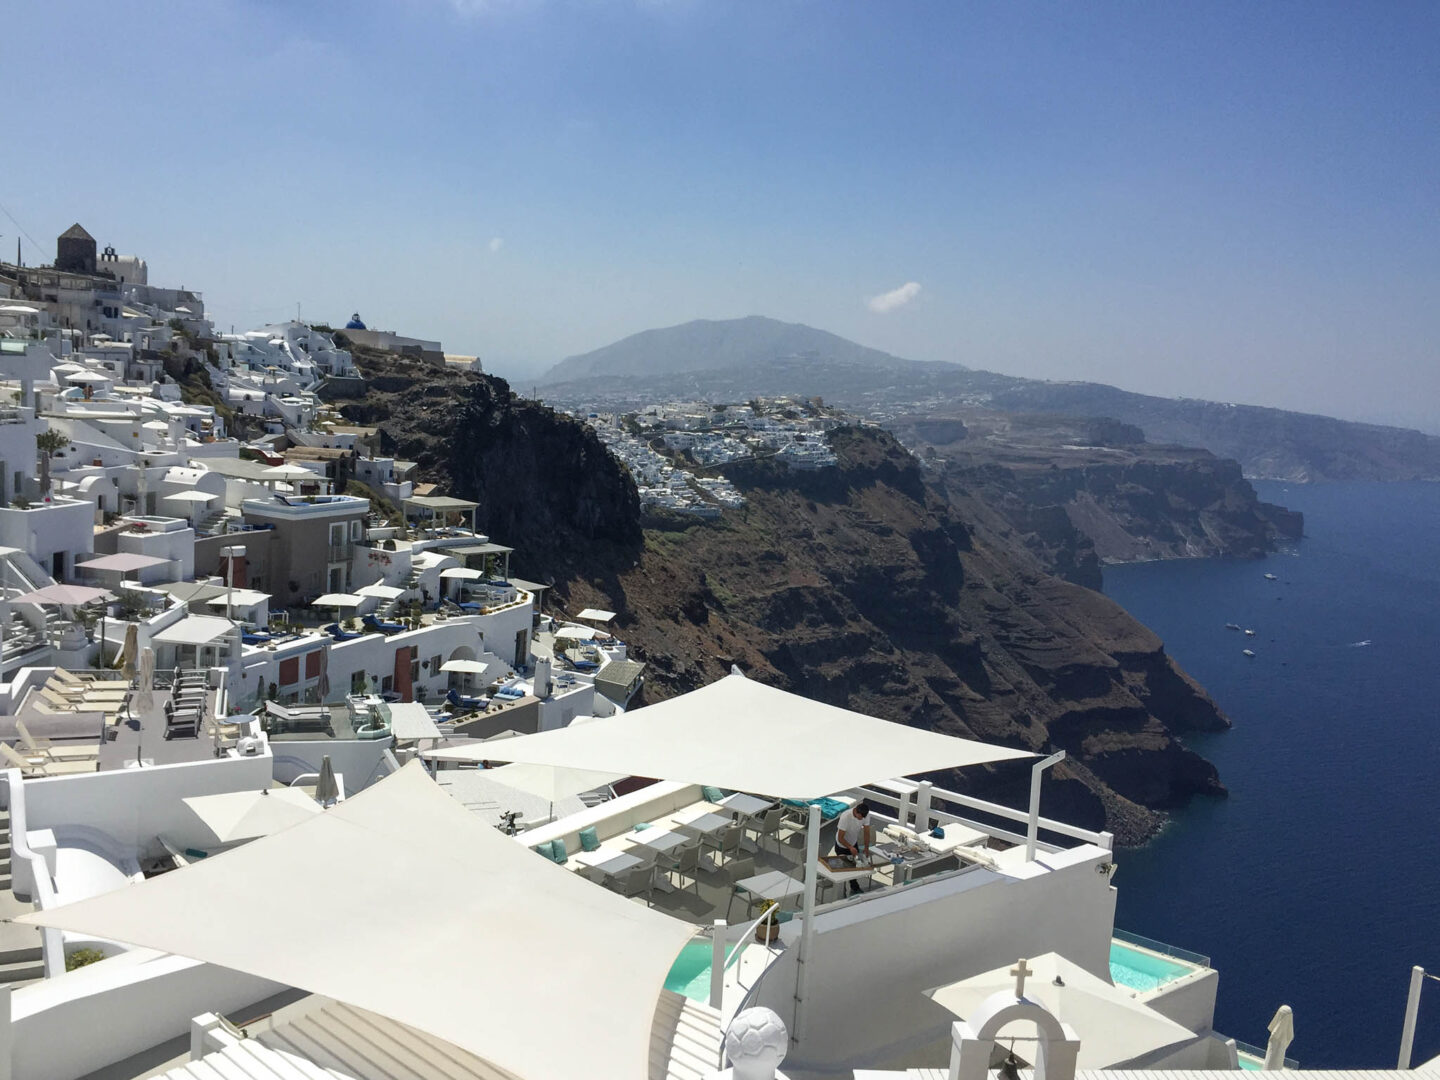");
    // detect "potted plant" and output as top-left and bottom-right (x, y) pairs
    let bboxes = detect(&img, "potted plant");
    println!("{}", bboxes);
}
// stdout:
(755, 900), (782, 943)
